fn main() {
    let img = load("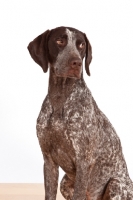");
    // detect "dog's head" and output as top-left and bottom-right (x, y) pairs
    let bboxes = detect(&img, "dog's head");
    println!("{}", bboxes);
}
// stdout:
(28, 26), (92, 79)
